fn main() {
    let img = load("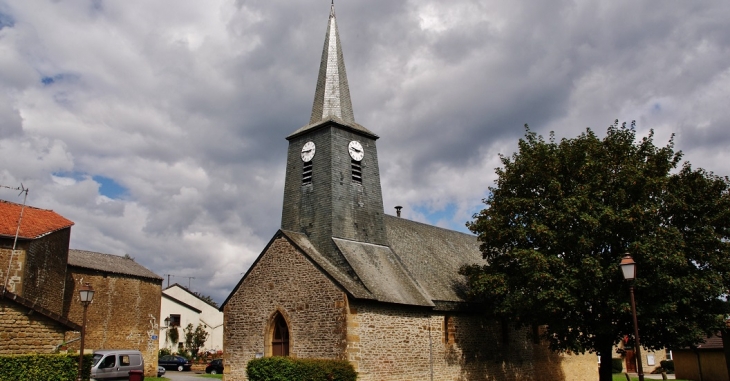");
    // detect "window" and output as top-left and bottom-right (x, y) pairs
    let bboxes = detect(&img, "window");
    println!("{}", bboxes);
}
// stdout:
(443, 315), (455, 345)
(169, 314), (181, 327)
(351, 159), (362, 183)
(302, 161), (313, 185)
(120, 355), (130, 366)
